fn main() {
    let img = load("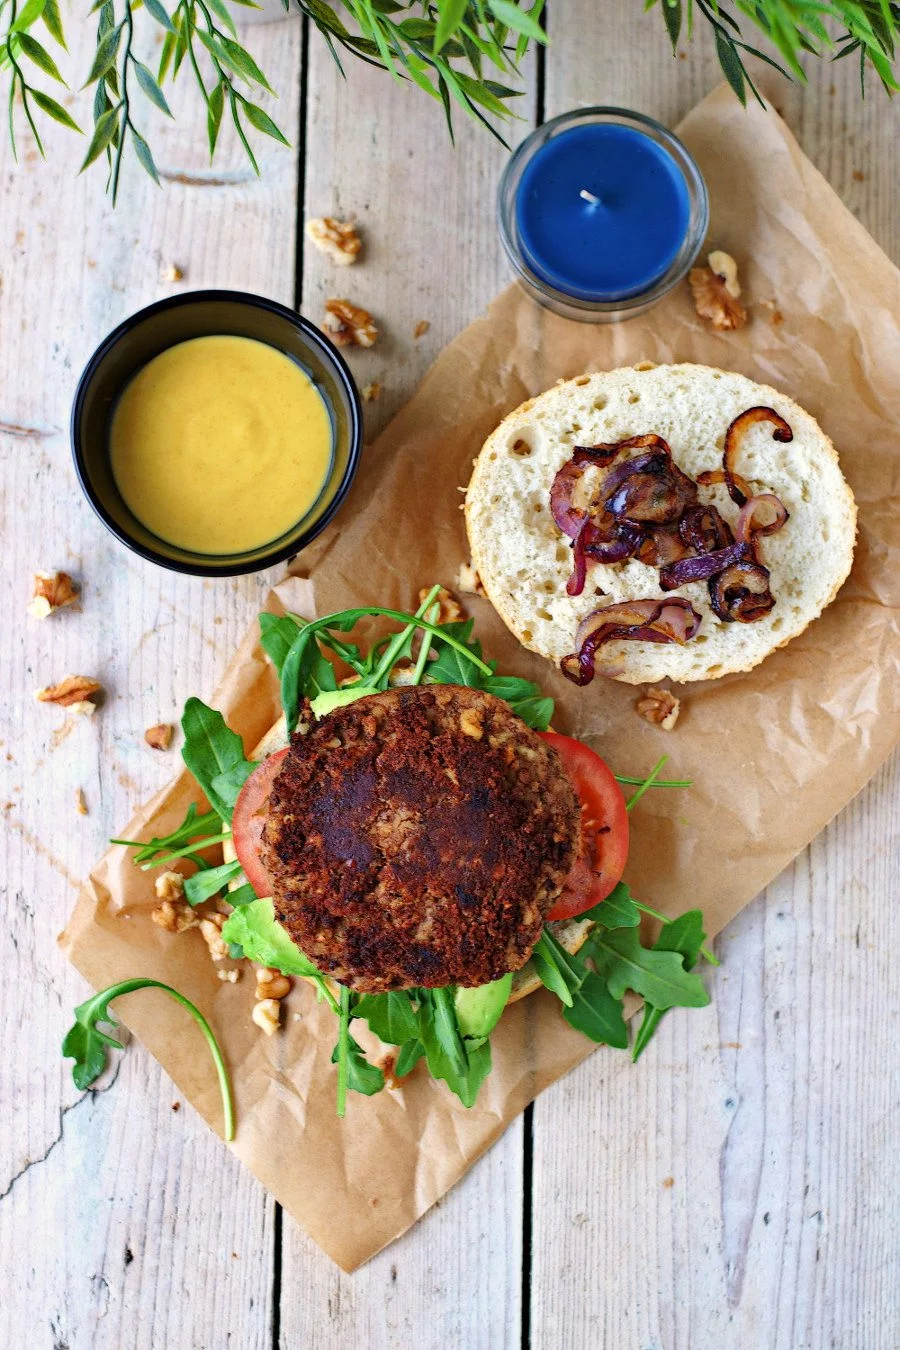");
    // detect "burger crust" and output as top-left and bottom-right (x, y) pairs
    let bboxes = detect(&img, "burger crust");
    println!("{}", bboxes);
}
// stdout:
(262, 684), (579, 993)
